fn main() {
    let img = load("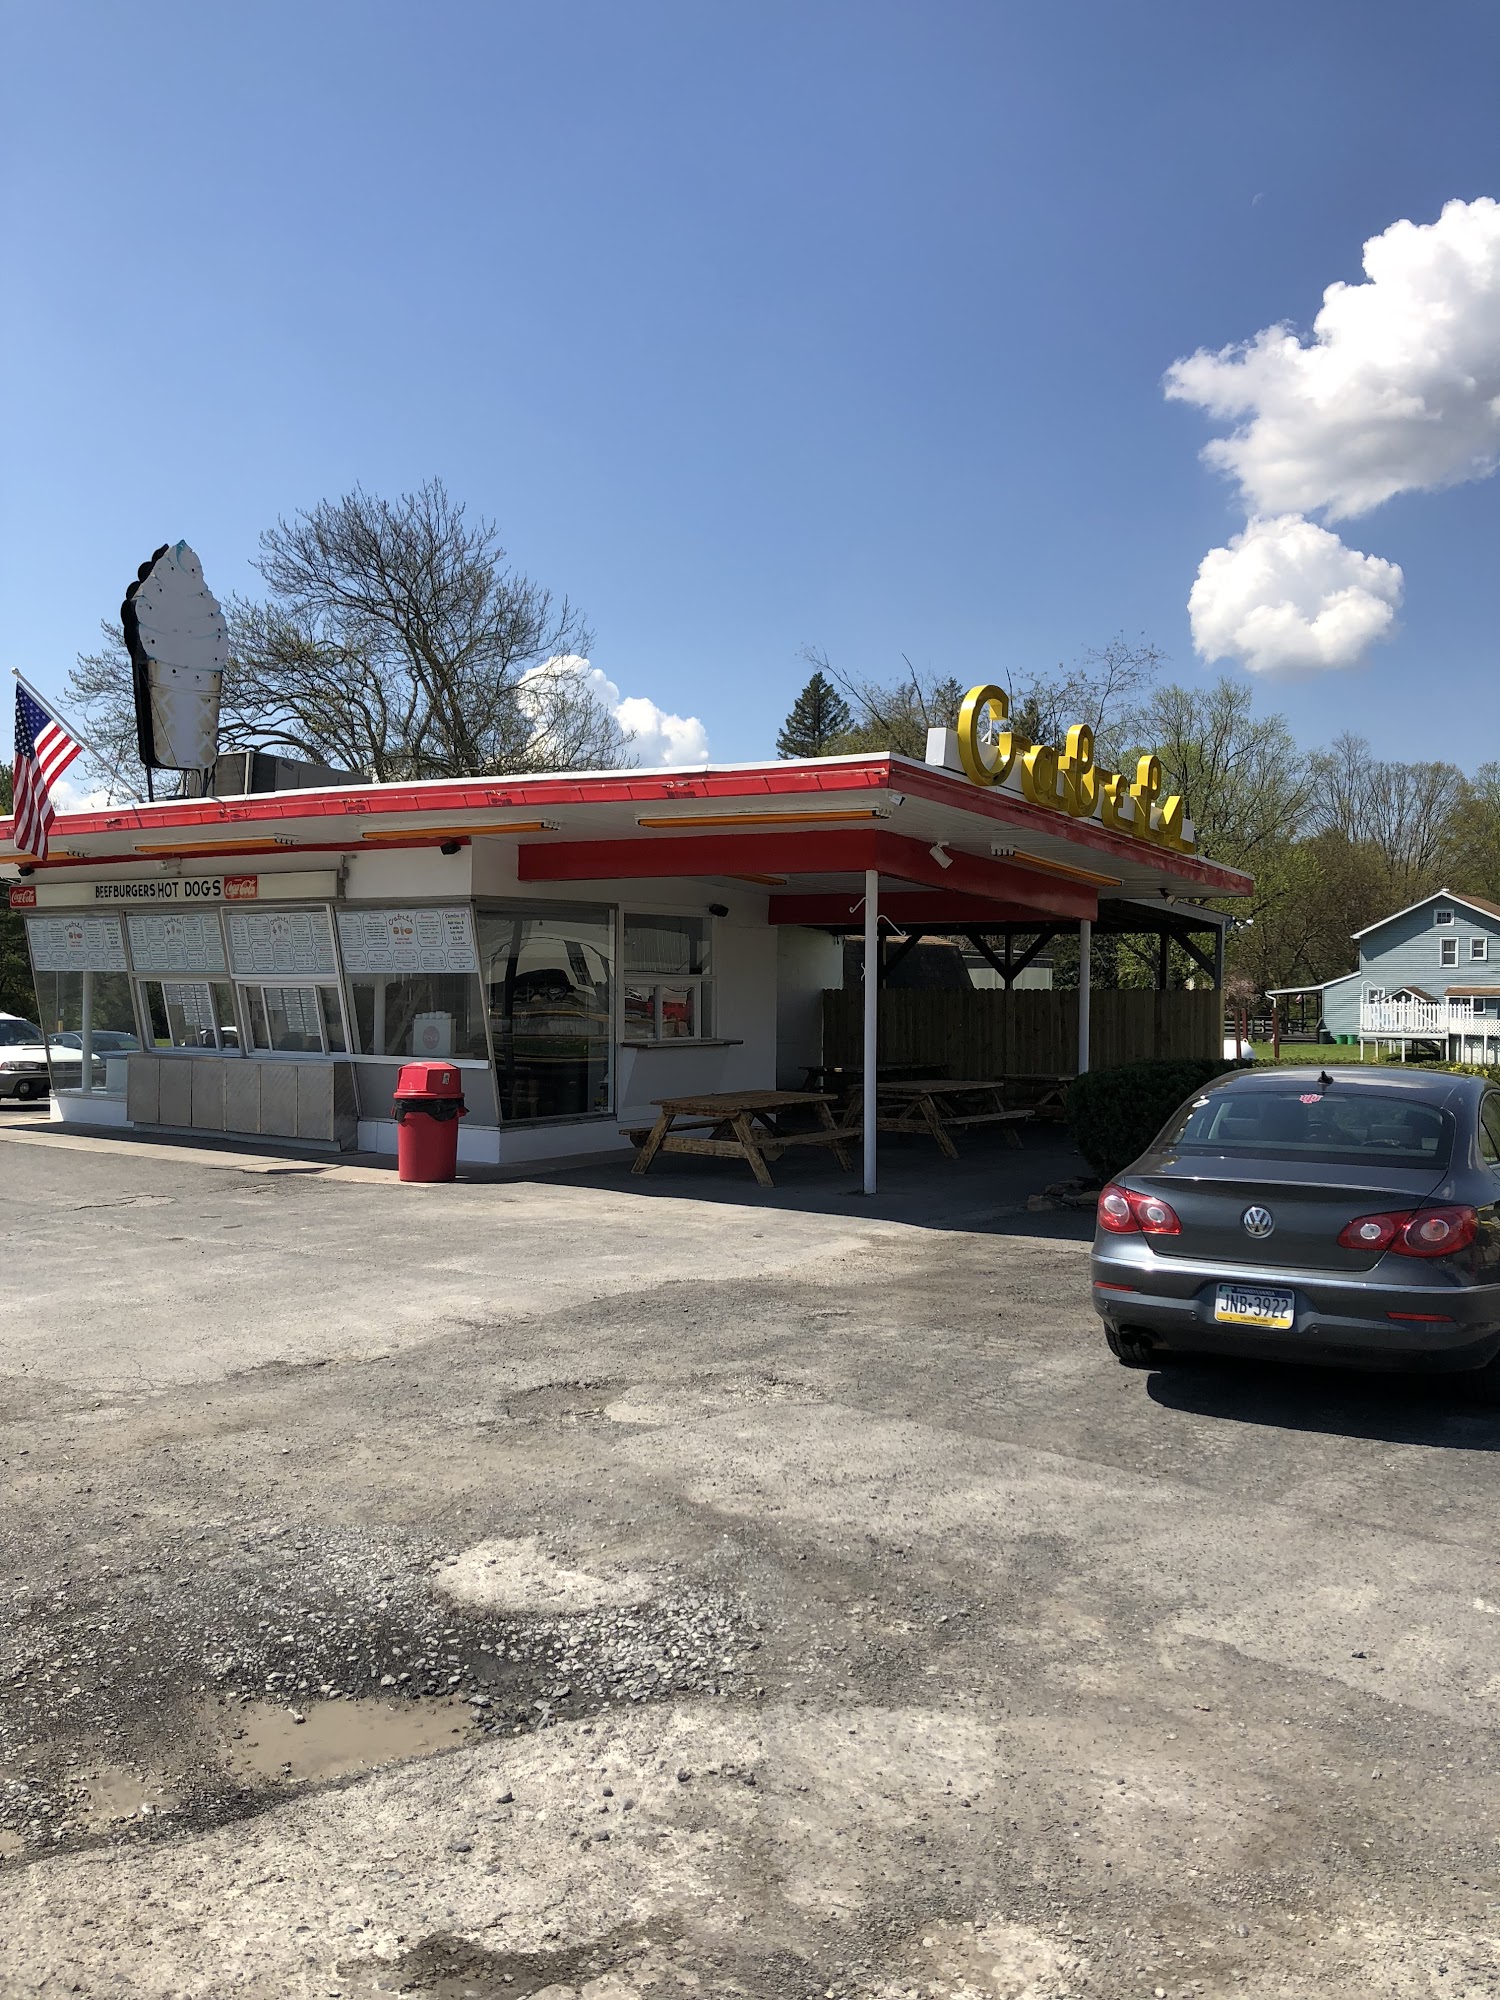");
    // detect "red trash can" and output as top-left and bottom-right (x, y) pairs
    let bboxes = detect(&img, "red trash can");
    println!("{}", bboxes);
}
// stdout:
(393, 1061), (467, 1183)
